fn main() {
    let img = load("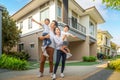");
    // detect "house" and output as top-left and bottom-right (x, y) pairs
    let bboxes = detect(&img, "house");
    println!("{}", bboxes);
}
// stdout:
(117, 46), (120, 55)
(11, 0), (105, 61)
(97, 30), (113, 55)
